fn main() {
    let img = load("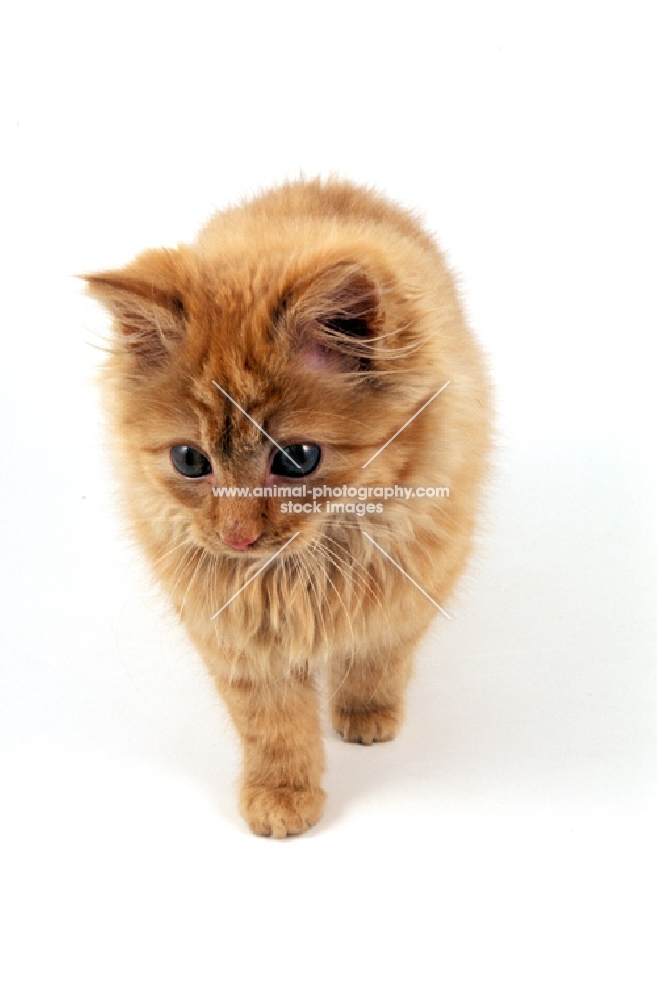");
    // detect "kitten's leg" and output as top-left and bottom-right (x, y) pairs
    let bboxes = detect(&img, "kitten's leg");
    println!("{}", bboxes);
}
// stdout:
(328, 650), (414, 745)
(218, 671), (326, 838)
